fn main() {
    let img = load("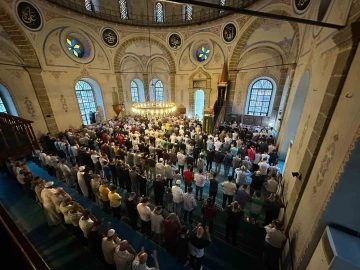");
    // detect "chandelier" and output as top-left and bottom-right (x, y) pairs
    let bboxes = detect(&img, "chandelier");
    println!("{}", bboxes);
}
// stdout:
(130, 0), (176, 116)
